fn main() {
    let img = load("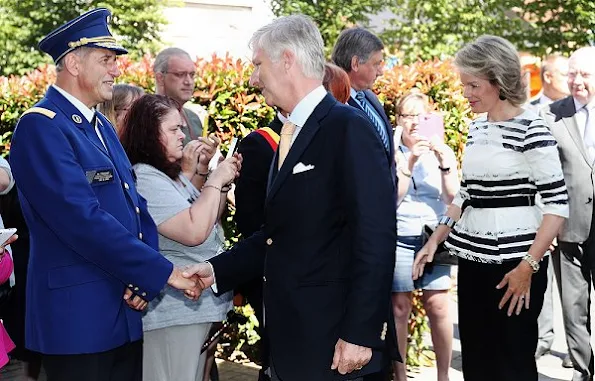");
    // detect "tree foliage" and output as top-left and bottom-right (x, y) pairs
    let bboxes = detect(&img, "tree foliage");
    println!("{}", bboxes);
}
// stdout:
(381, 0), (595, 63)
(270, 0), (385, 56)
(272, 0), (595, 63)
(0, 0), (169, 76)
